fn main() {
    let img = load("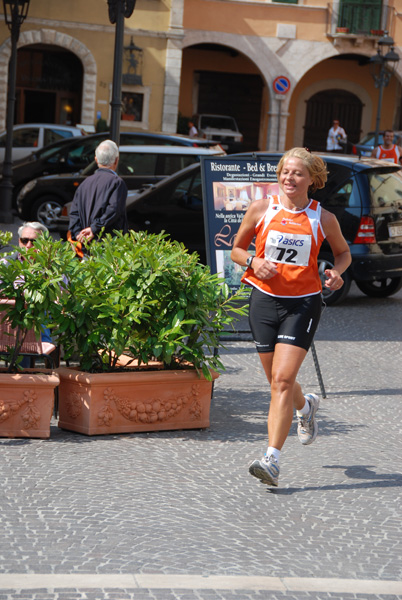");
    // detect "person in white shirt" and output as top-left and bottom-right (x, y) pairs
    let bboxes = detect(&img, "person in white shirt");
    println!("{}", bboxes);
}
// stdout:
(326, 120), (347, 152)
(188, 121), (198, 138)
